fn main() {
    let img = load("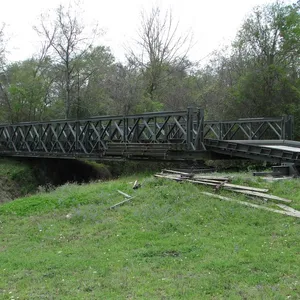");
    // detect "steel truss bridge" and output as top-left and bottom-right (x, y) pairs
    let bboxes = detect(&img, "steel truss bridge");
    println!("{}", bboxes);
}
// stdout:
(0, 107), (299, 165)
